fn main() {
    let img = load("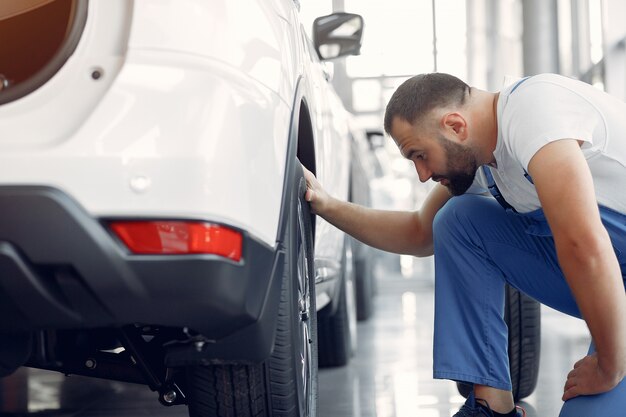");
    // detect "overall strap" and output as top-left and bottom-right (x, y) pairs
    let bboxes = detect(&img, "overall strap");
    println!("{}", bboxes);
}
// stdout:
(481, 166), (517, 213)
(506, 76), (531, 103)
